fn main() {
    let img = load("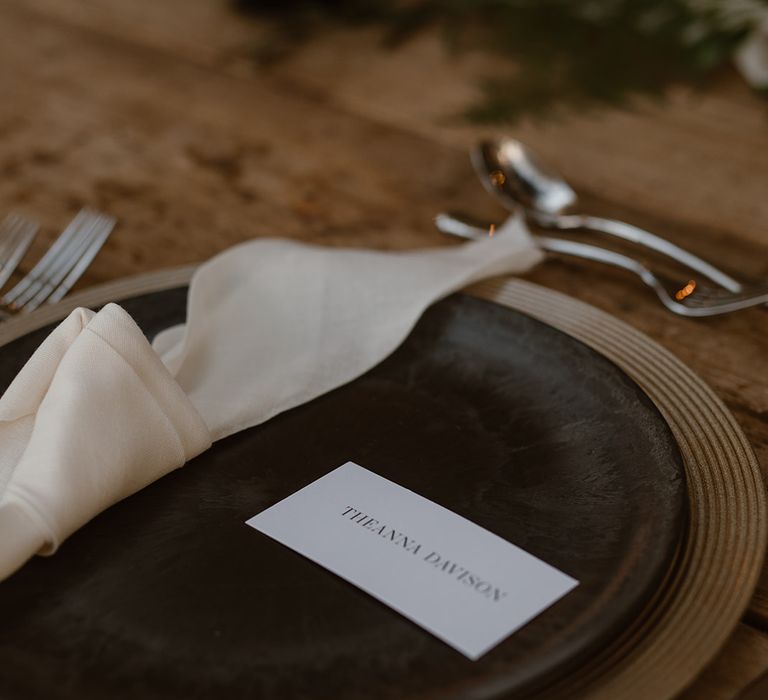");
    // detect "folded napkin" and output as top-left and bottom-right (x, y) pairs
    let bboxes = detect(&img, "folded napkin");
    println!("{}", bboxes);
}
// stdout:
(0, 216), (542, 580)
